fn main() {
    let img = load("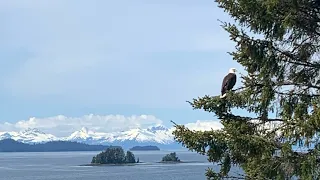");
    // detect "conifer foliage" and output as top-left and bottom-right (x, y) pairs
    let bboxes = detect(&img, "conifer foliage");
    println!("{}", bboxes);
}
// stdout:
(172, 0), (320, 179)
